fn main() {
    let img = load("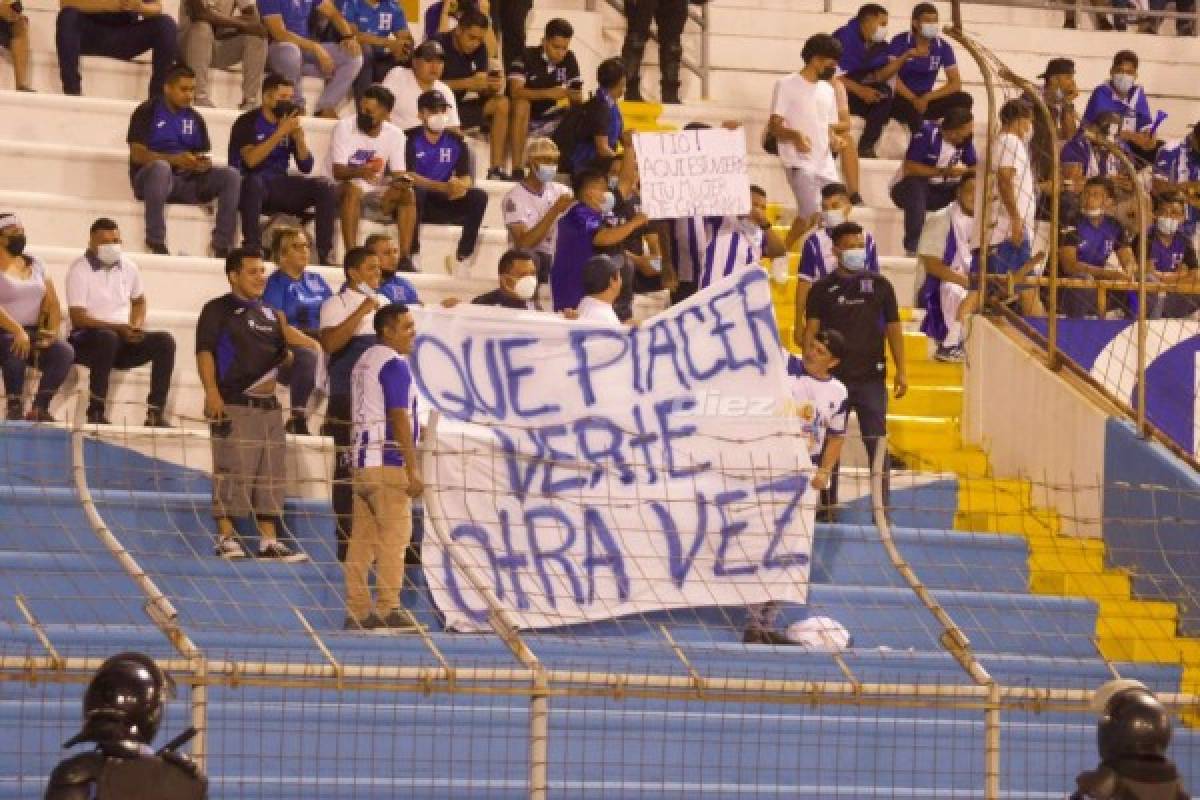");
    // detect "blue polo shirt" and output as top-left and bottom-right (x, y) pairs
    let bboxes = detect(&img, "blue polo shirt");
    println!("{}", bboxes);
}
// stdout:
(405, 129), (469, 184)
(1134, 228), (1199, 274)
(1061, 213), (1130, 267)
(1060, 130), (1128, 180)
(888, 32), (957, 96)
(341, 0), (407, 37)
(228, 109), (315, 177)
(258, 0), (316, 37)
(833, 19), (889, 80)
(1082, 82), (1153, 132)
(379, 272), (420, 305)
(125, 98), (211, 181)
(550, 202), (602, 311)
(570, 88), (622, 173)
(1154, 140), (1200, 228)
(262, 269), (332, 332)
(904, 120), (977, 184)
